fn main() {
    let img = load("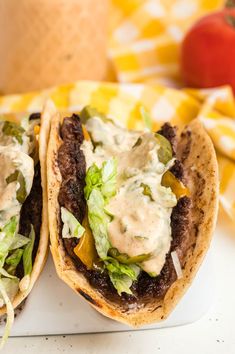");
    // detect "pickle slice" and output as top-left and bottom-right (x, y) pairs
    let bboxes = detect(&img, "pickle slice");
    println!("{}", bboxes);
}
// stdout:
(2, 121), (25, 145)
(161, 170), (190, 199)
(80, 106), (107, 124)
(16, 171), (27, 203)
(6, 170), (27, 203)
(108, 248), (150, 265)
(141, 183), (154, 201)
(155, 133), (173, 164)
